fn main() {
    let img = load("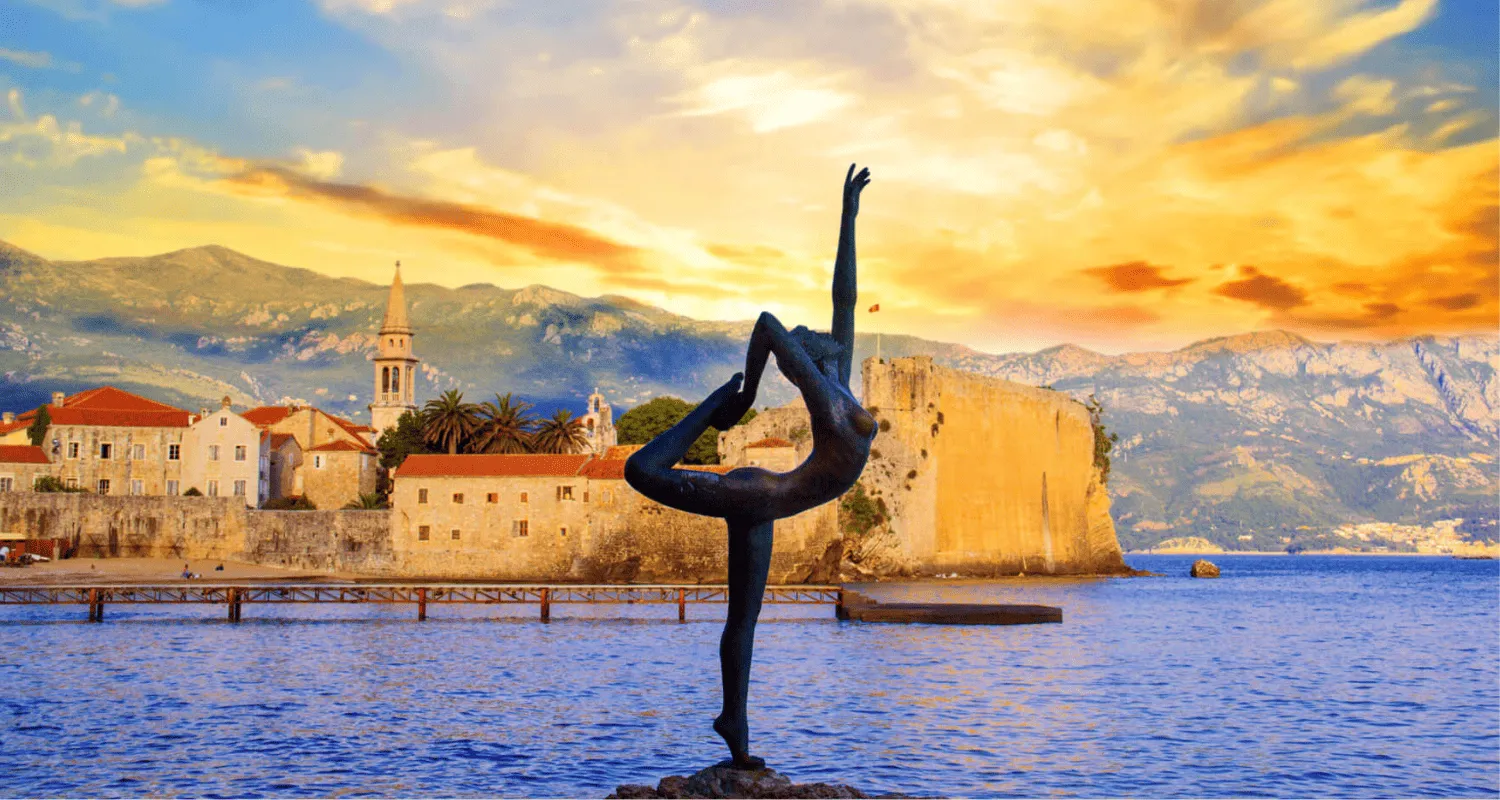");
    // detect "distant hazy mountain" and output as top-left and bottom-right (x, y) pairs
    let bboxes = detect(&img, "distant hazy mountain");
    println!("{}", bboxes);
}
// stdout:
(1, 241), (1494, 549)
